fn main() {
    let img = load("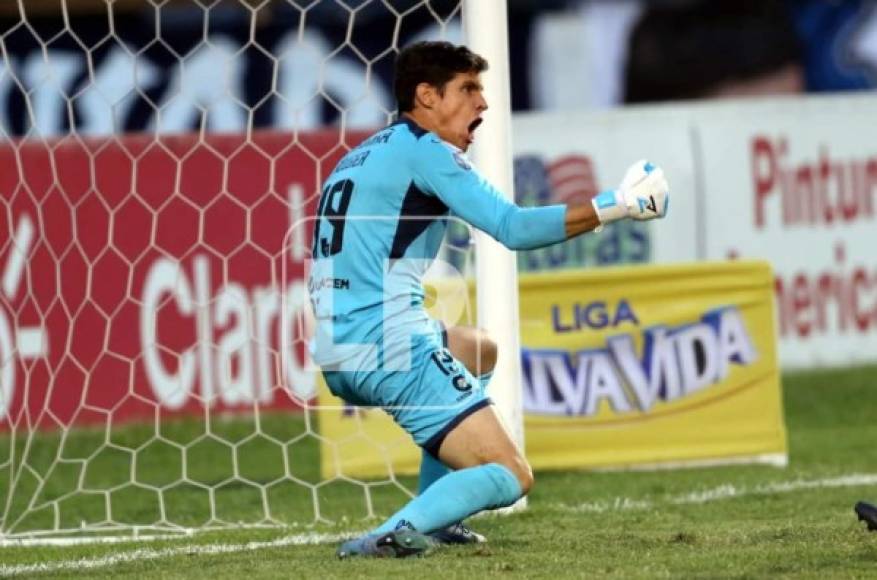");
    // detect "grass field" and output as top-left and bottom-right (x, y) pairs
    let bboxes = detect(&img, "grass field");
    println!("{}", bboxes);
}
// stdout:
(2, 365), (876, 578)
